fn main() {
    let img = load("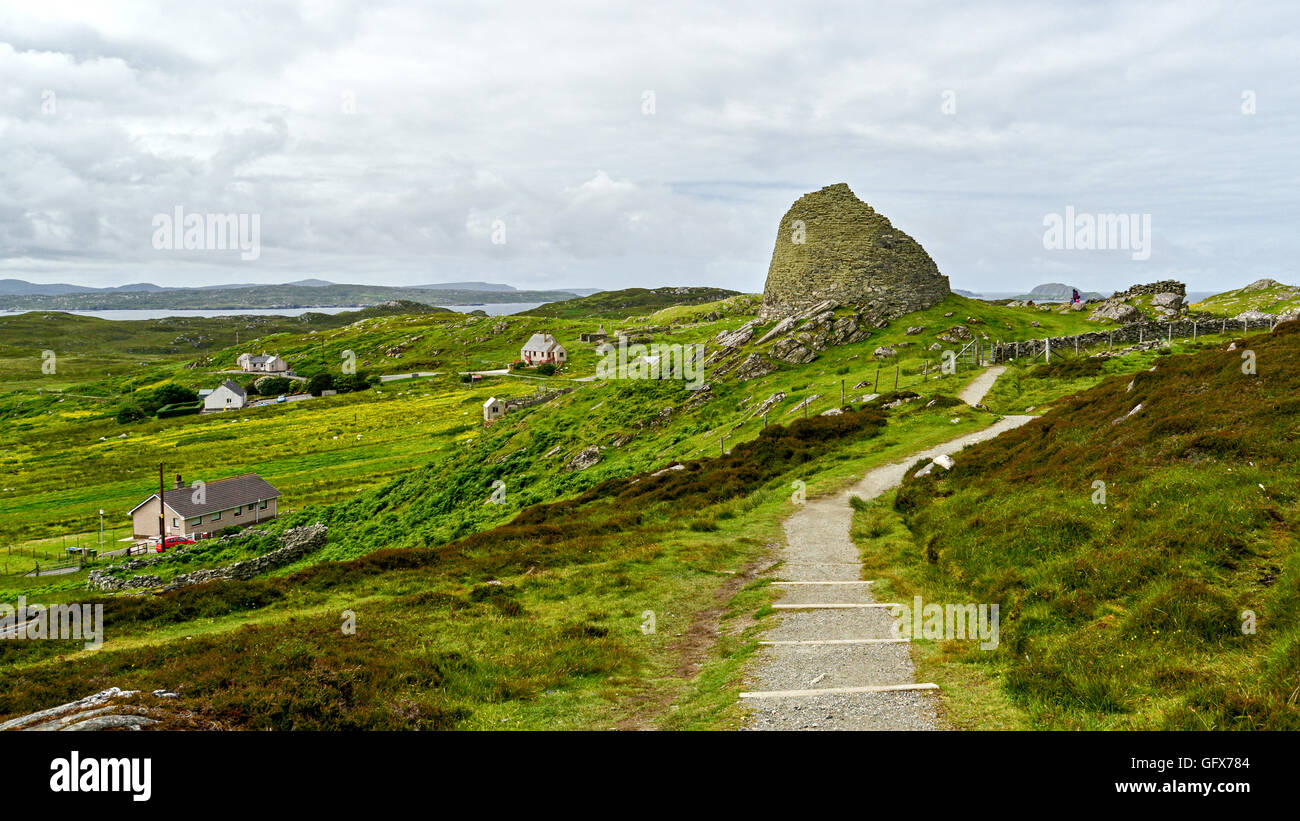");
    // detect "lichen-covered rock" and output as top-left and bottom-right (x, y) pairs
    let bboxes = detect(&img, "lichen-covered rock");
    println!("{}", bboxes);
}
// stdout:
(873, 346), (897, 358)
(760, 183), (949, 319)
(1151, 292), (1184, 312)
(734, 353), (778, 381)
(567, 447), (602, 471)
(770, 337), (818, 364)
(1088, 299), (1142, 324)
